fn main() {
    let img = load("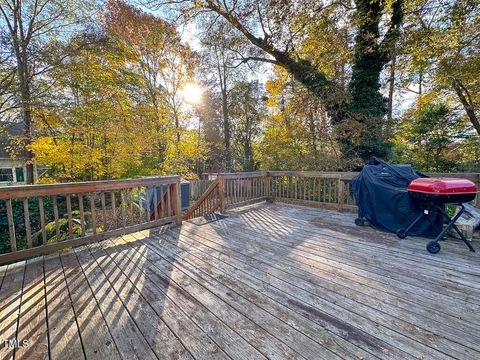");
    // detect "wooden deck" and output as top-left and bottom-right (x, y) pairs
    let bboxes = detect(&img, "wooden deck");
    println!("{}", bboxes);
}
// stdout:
(1, 202), (480, 360)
